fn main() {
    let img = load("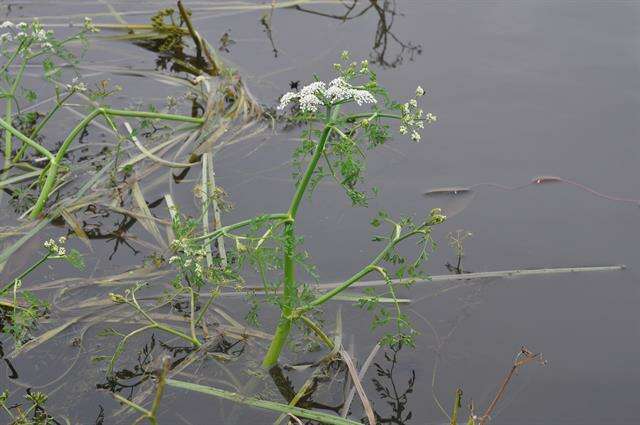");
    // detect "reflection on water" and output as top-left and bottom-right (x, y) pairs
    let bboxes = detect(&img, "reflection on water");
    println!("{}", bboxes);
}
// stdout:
(1, 1), (639, 424)
(371, 344), (416, 425)
(291, 0), (421, 68)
